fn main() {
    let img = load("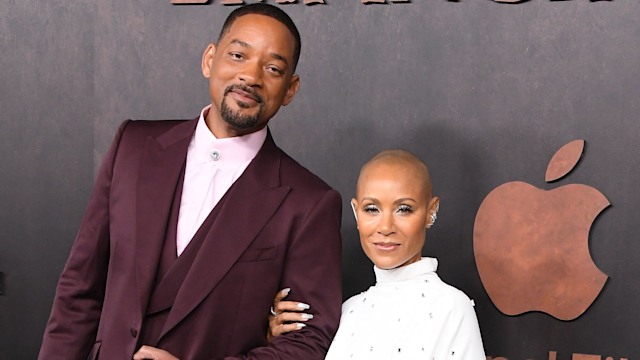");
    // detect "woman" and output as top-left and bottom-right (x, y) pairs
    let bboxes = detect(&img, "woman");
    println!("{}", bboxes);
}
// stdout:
(269, 150), (485, 359)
